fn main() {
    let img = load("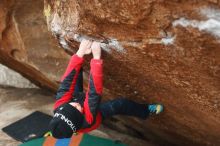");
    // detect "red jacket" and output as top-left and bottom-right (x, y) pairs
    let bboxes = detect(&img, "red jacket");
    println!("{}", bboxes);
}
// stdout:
(54, 55), (103, 133)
